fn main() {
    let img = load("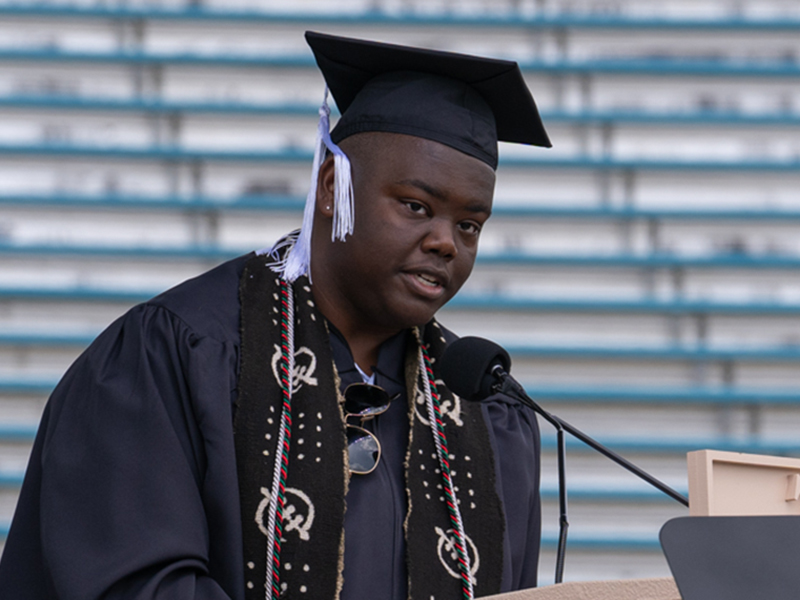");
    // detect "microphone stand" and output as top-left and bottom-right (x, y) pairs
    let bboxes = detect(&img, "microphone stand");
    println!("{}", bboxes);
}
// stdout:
(515, 383), (569, 583)
(491, 366), (689, 583)
(555, 423), (568, 584)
